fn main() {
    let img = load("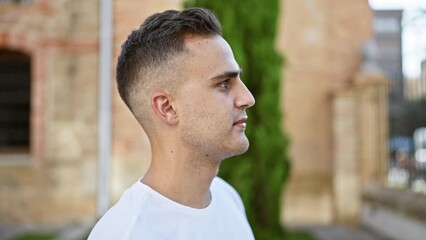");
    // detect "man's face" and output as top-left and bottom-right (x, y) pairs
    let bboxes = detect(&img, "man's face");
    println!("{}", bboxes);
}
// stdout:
(175, 35), (255, 160)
